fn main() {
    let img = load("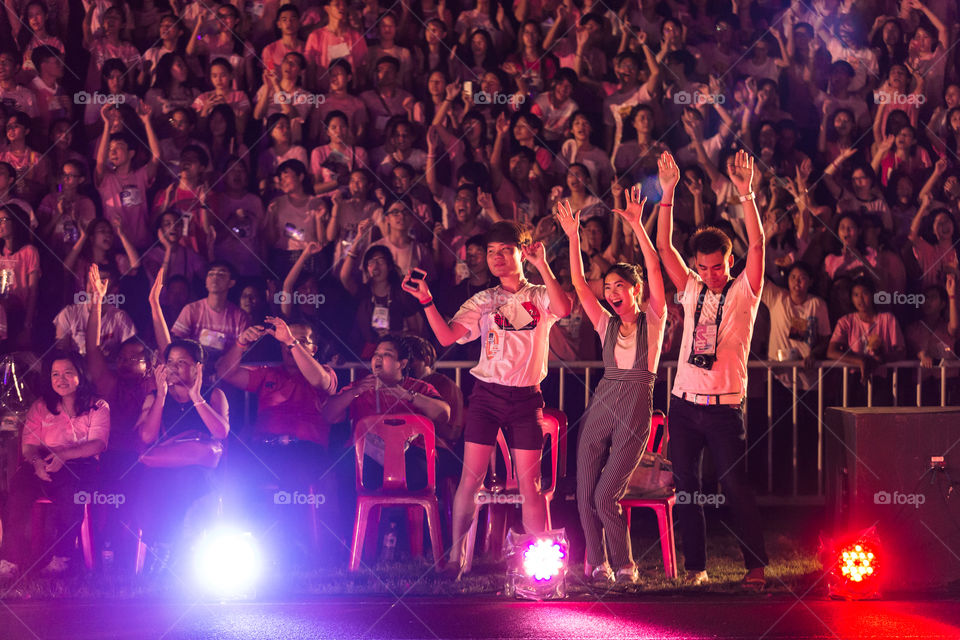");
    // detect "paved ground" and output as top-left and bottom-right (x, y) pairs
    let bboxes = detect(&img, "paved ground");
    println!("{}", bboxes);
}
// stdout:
(2, 596), (959, 639)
